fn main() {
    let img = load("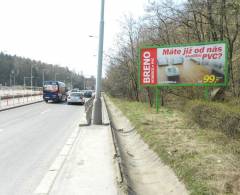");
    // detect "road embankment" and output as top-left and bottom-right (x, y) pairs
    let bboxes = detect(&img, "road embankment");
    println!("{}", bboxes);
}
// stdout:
(106, 96), (240, 195)
(105, 95), (188, 195)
